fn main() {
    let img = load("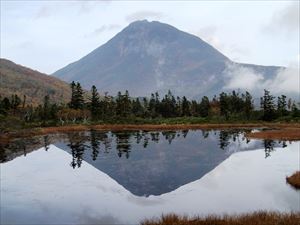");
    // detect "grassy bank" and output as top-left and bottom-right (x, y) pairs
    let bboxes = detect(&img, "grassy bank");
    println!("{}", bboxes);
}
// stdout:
(286, 171), (300, 189)
(1, 122), (300, 143)
(141, 211), (300, 225)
